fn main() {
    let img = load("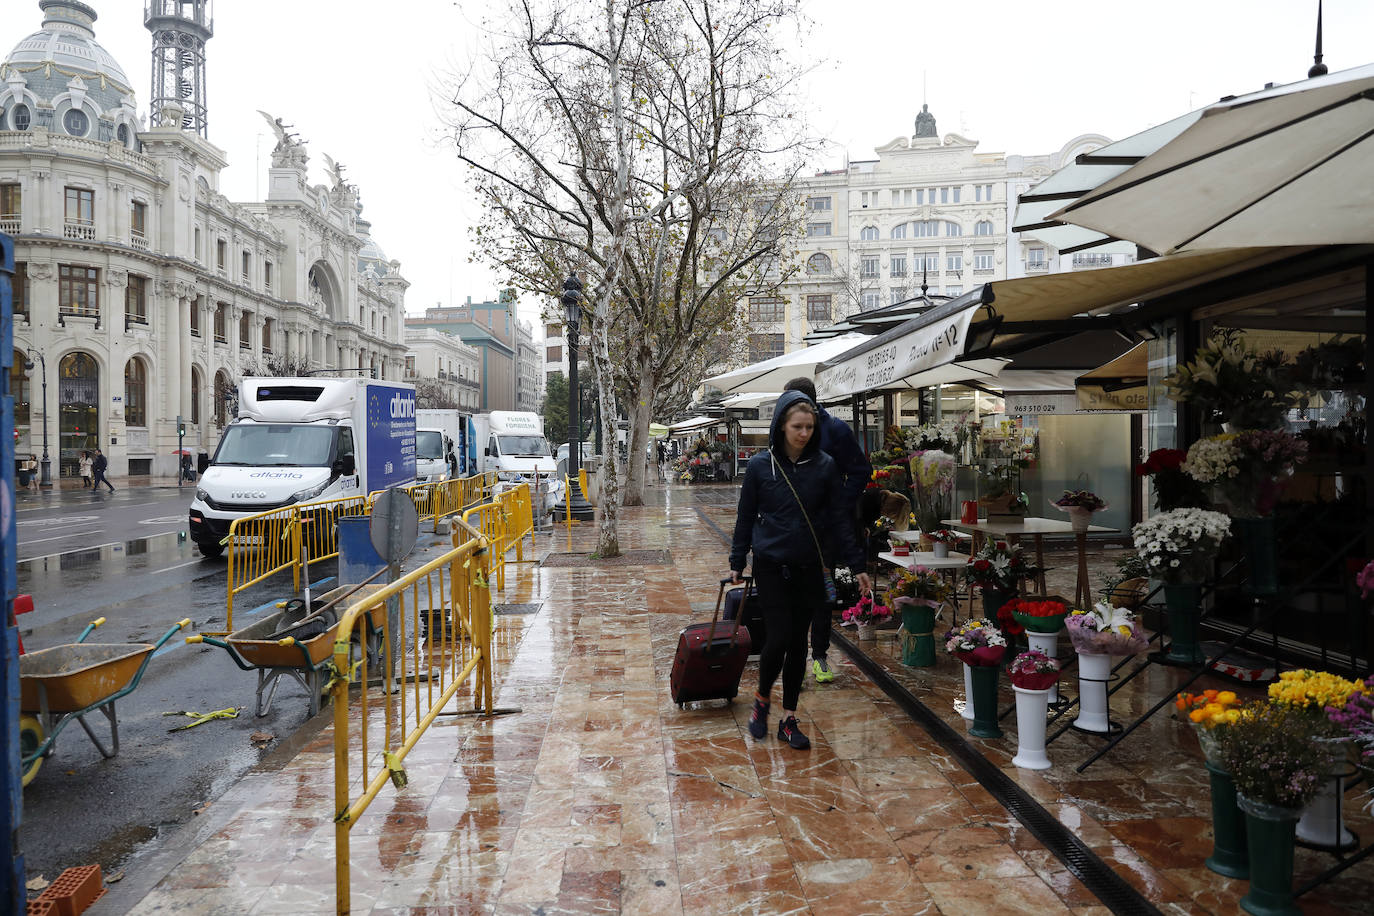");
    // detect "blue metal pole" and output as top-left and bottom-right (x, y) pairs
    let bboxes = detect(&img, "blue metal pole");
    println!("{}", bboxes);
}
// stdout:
(1, 231), (25, 911)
